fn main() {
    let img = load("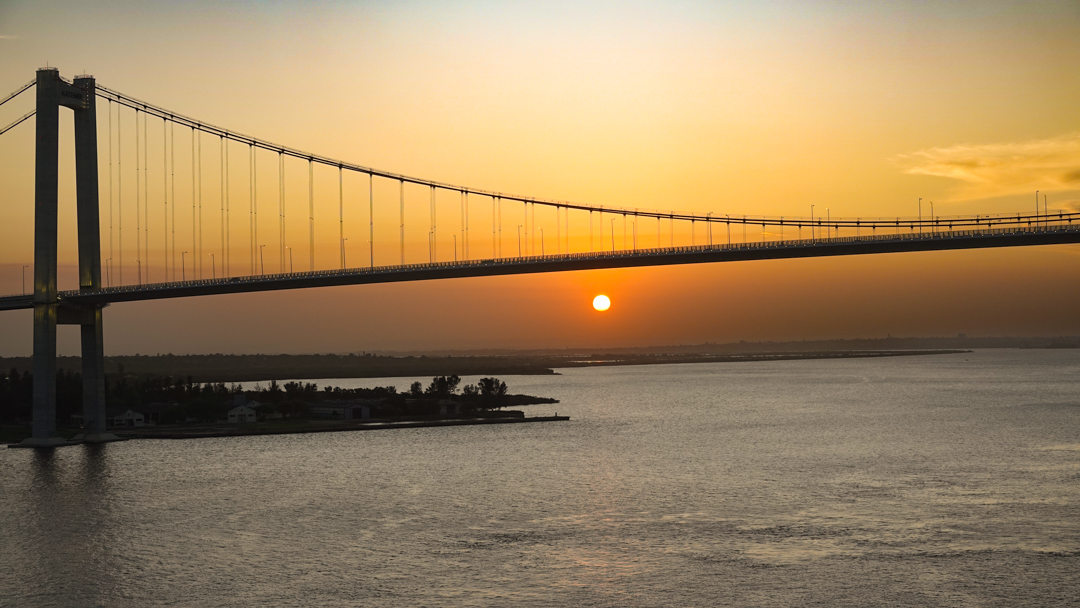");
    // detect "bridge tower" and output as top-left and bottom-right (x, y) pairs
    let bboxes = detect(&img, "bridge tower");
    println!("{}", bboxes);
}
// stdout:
(18, 68), (116, 447)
